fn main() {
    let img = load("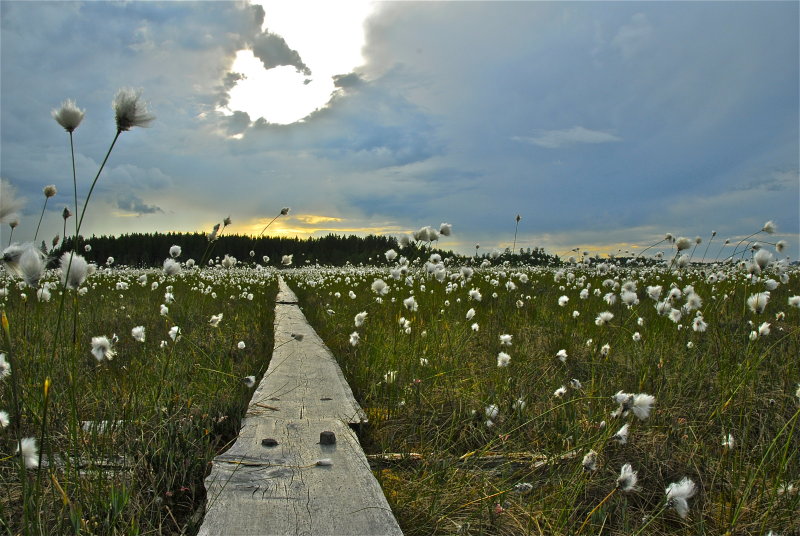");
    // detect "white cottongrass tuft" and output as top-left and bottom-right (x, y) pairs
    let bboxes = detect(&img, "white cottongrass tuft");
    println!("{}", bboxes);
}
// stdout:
(236, 340), (245, 350)
(0, 410), (9, 428)
(209, 313), (223, 327)
(169, 245), (182, 258)
(163, 258), (181, 276)
(131, 326), (145, 343)
(113, 88), (155, 131)
(631, 393), (656, 420)
(556, 349), (568, 363)
(747, 292), (770, 314)
(553, 385), (567, 398)
(665, 477), (697, 519)
(499, 334), (513, 346)
(91, 336), (116, 362)
(349, 332), (360, 346)
(60, 252), (89, 290)
(169, 326), (182, 342)
(675, 237), (692, 251)
(371, 279), (389, 295)
(0, 353), (10, 380)
(354, 311), (368, 327)
(758, 322), (771, 337)
(762, 220), (776, 234)
(595, 311), (614, 326)
(16, 437), (39, 468)
(788, 296), (800, 309)
(497, 352), (511, 367)
(466, 308), (476, 320)
(403, 296), (418, 311)
(616, 463), (638, 492)
(52, 99), (85, 132)
(582, 450), (598, 471)
(612, 423), (630, 444)
(485, 404), (499, 420)
(243, 376), (256, 388)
